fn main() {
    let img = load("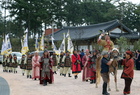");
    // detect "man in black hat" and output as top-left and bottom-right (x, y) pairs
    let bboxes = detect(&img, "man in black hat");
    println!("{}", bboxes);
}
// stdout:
(59, 51), (65, 76)
(25, 53), (32, 78)
(51, 51), (58, 74)
(12, 54), (18, 73)
(19, 54), (26, 76)
(63, 51), (72, 77)
(8, 54), (13, 72)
